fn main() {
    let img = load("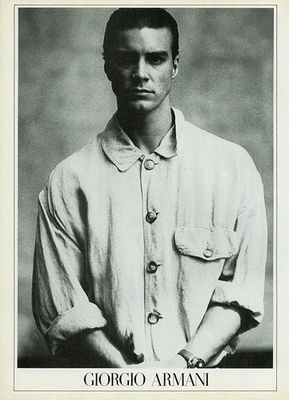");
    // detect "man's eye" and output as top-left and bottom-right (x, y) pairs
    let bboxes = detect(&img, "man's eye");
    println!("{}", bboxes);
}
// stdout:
(117, 54), (136, 66)
(148, 55), (165, 65)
